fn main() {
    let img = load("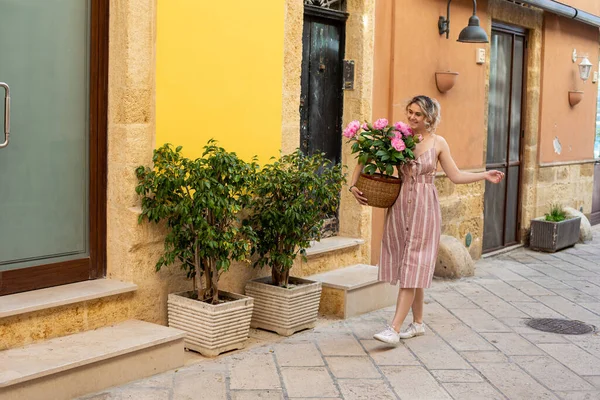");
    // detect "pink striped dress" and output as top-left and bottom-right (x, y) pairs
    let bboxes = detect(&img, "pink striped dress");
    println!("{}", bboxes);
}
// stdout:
(378, 137), (442, 288)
